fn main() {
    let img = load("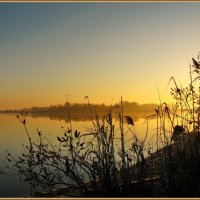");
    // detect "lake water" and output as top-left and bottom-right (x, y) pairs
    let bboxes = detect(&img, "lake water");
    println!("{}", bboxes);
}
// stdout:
(0, 113), (164, 197)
